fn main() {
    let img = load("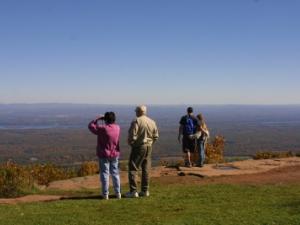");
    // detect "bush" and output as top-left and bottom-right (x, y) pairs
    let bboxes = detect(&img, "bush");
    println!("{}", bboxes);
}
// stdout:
(0, 161), (33, 198)
(77, 161), (99, 177)
(204, 136), (225, 164)
(29, 164), (76, 186)
(0, 160), (101, 198)
(0, 161), (78, 197)
(253, 151), (294, 160)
